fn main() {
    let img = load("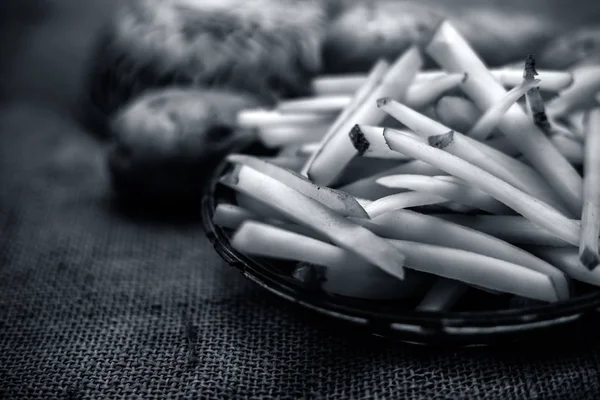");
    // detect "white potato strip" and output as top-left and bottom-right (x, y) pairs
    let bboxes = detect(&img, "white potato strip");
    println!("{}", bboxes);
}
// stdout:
(376, 174), (512, 214)
(566, 111), (587, 140)
(387, 239), (558, 302)
(467, 78), (540, 141)
(237, 109), (336, 128)
(404, 73), (467, 109)
(426, 21), (583, 216)
(226, 154), (369, 218)
(285, 73), (463, 114)
(300, 60), (390, 178)
(431, 214), (572, 246)
(349, 125), (415, 160)
(546, 65), (600, 118)
(277, 96), (352, 114)
(364, 192), (448, 218)
(351, 209), (569, 300)
(311, 69), (572, 95)
(530, 247), (600, 287)
(551, 134), (583, 165)
(302, 47), (422, 186)
(335, 158), (414, 187)
(297, 143), (320, 156)
(213, 203), (262, 229)
(485, 136), (520, 157)
(256, 125), (329, 147)
(339, 160), (445, 200)
(235, 192), (292, 223)
(213, 203), (331, 243)
(220, 164), (407, 279)
(416, 279), (469, 311)
(230, 221), (424, 299)
(579, 108), (600, 270)
(383, 129), (581, 246)
(370, 102), (568, 213)
(257, 155), (306, 172)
